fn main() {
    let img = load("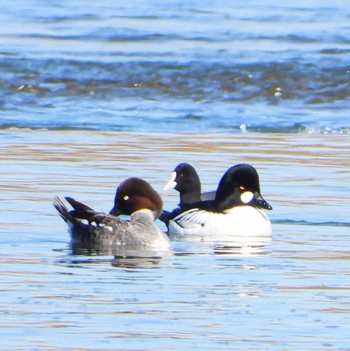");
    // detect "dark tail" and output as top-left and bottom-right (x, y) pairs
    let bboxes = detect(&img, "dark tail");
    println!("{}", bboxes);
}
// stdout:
(53, 196), (71, 222)
(64, 197), (95, 219)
